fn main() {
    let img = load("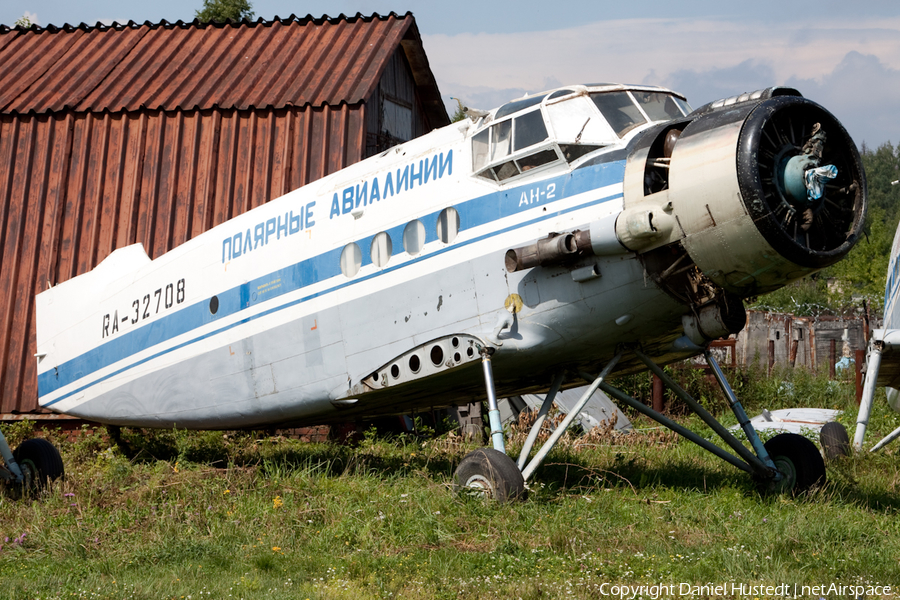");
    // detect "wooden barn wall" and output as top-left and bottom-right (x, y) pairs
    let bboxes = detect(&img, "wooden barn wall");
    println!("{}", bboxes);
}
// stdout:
(365, 47), (430, 156)
(0, 103), (365, 414)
